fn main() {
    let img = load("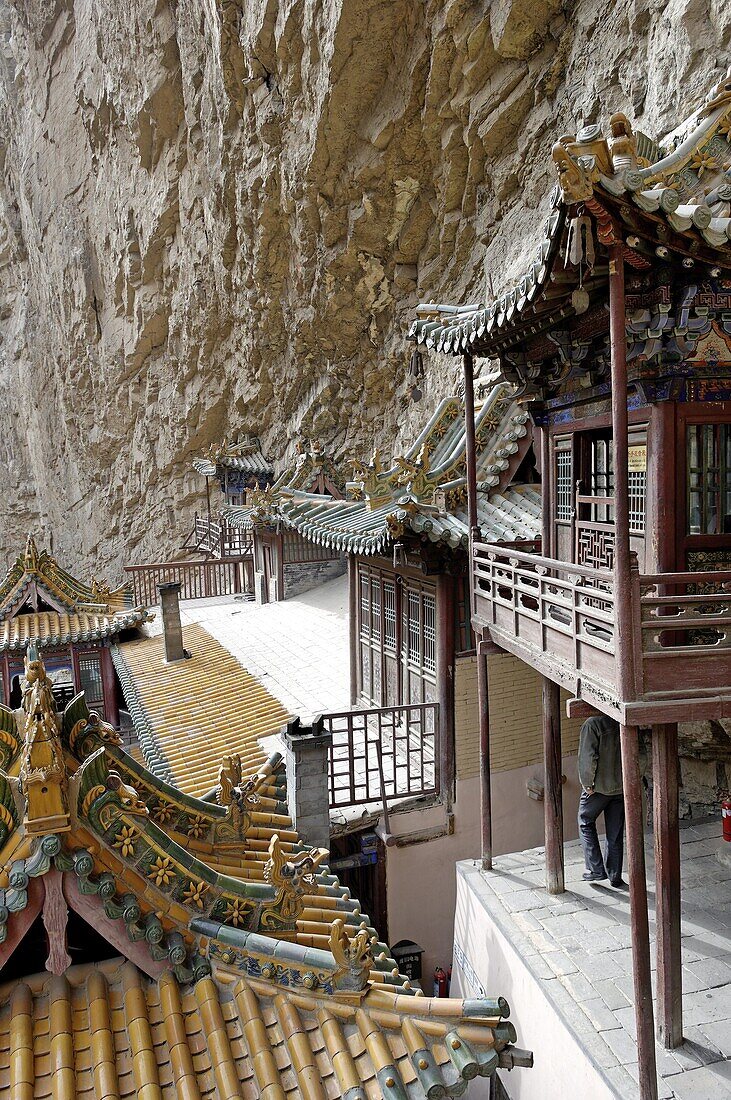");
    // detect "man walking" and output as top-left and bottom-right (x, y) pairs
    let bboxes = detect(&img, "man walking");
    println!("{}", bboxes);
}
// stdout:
(578, 713), (626, 886)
